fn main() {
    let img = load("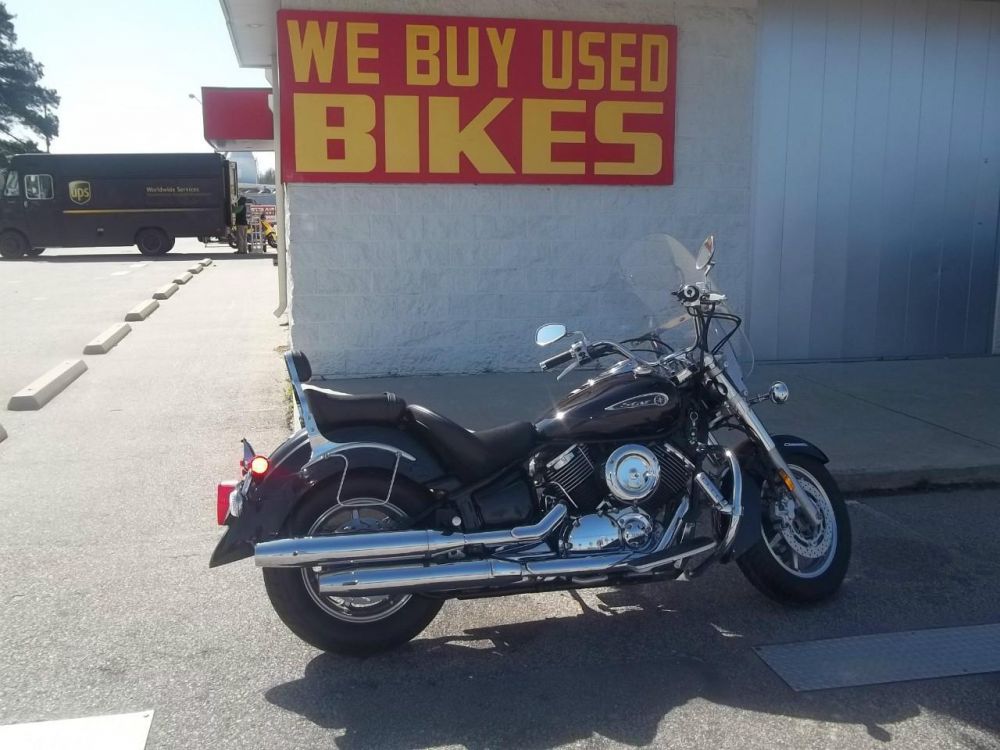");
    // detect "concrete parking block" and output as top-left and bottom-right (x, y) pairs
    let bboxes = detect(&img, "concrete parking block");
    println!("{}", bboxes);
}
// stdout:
(173, 271), (193, 285)
(7, 359), (88, 411)
(199, 258), (213, 267)
(83, 323), (131, 355)
(153, 283), (179, 300)
(0, 422), (6, 443)
(125, 299), (159, 322)
(188, 265), (203, 275)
